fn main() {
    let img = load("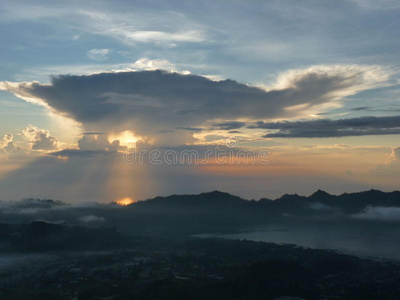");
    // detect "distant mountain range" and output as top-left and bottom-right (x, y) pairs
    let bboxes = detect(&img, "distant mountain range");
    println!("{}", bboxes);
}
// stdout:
(1, 189), (400, 239)
(103, 189), (400, 236)
(131, 189), (400, 215)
